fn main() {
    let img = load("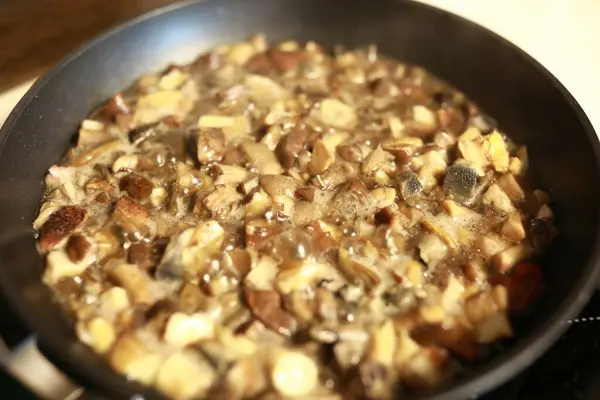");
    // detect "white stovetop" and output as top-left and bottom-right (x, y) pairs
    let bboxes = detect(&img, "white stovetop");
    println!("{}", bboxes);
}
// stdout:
(1, 0), (600, 133)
